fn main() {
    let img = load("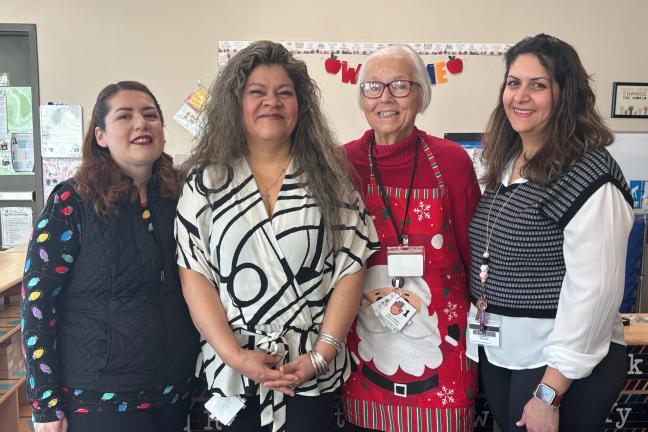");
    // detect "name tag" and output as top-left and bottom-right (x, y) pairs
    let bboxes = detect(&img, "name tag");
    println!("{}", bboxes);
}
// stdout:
(372, 292), (417, 332)
(387, 246), (425, 277)
(467, 313), (502, 347)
